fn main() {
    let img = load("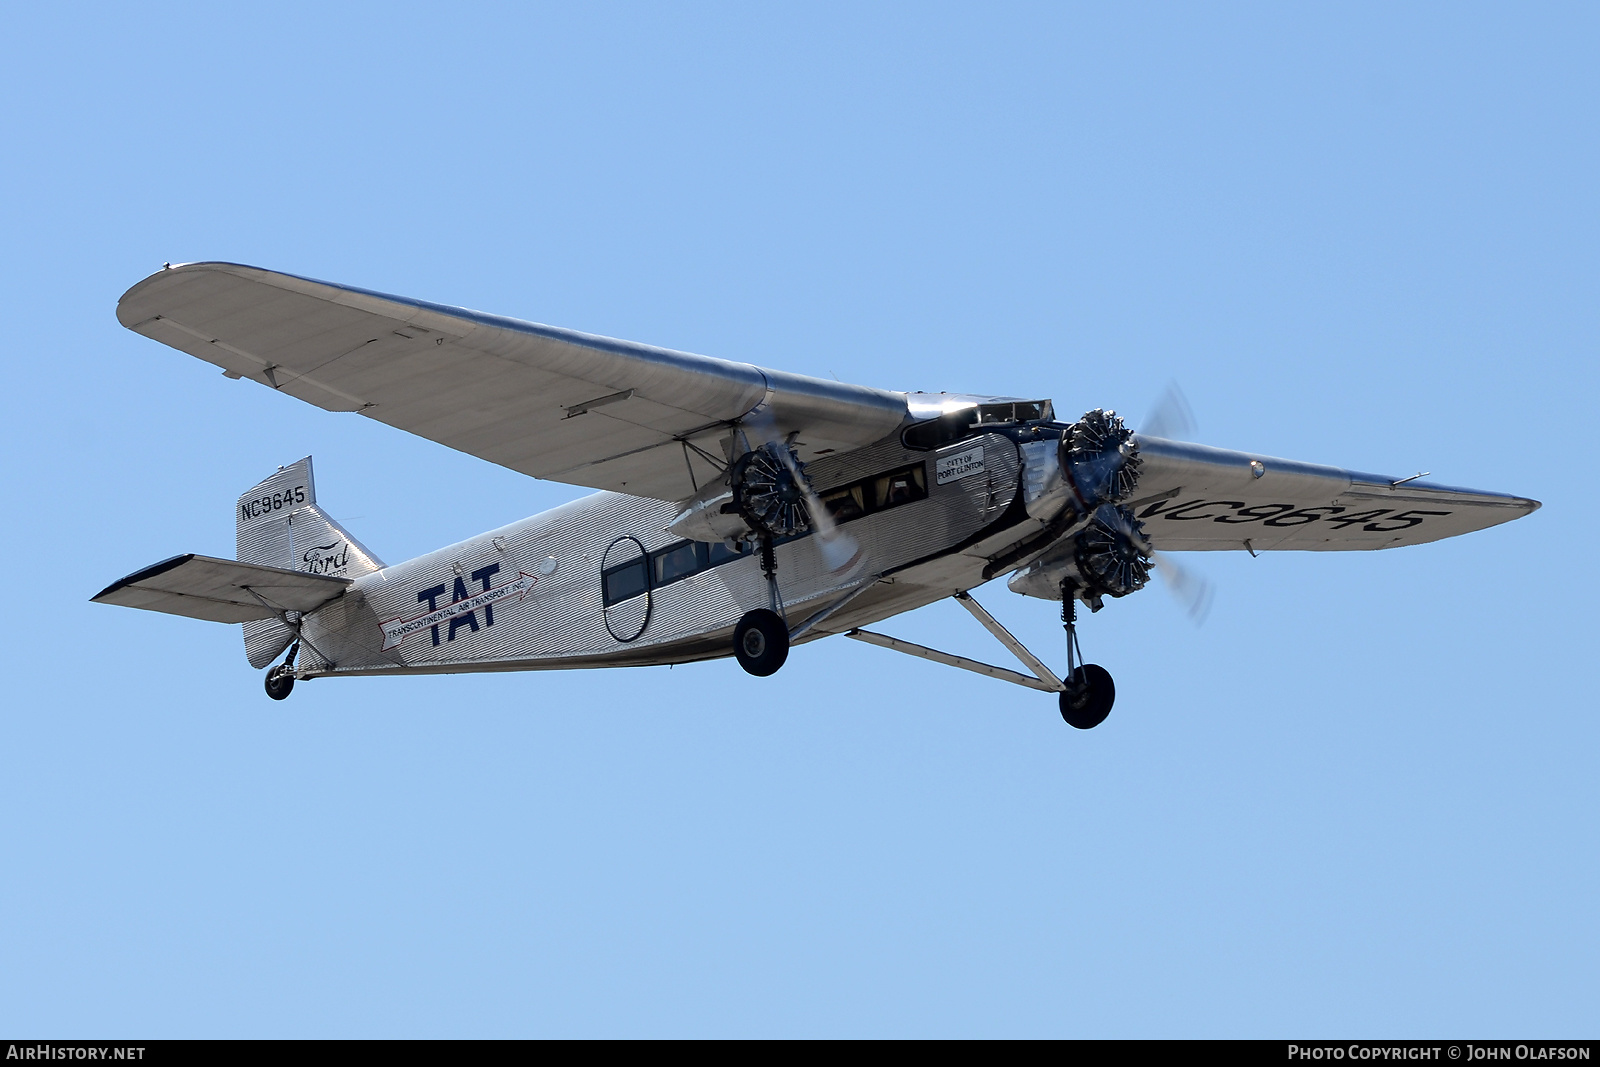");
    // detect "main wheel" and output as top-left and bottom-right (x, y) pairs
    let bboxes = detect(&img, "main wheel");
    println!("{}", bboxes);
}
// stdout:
(733, 609), (789, 677)
(1059, 663), (1113, 729)
(264, 666), (295, 701)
